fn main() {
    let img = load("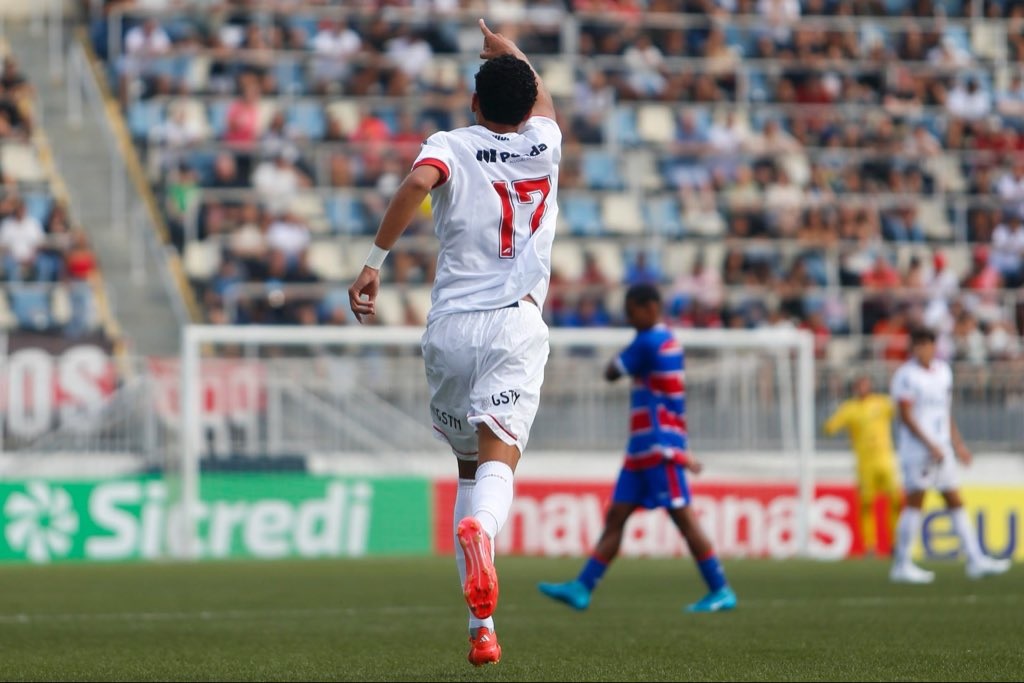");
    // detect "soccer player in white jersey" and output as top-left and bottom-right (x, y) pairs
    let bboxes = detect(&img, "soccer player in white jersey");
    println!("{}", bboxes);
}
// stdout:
(889, 327), (1012, 583)
(348, 20), (559, 666)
